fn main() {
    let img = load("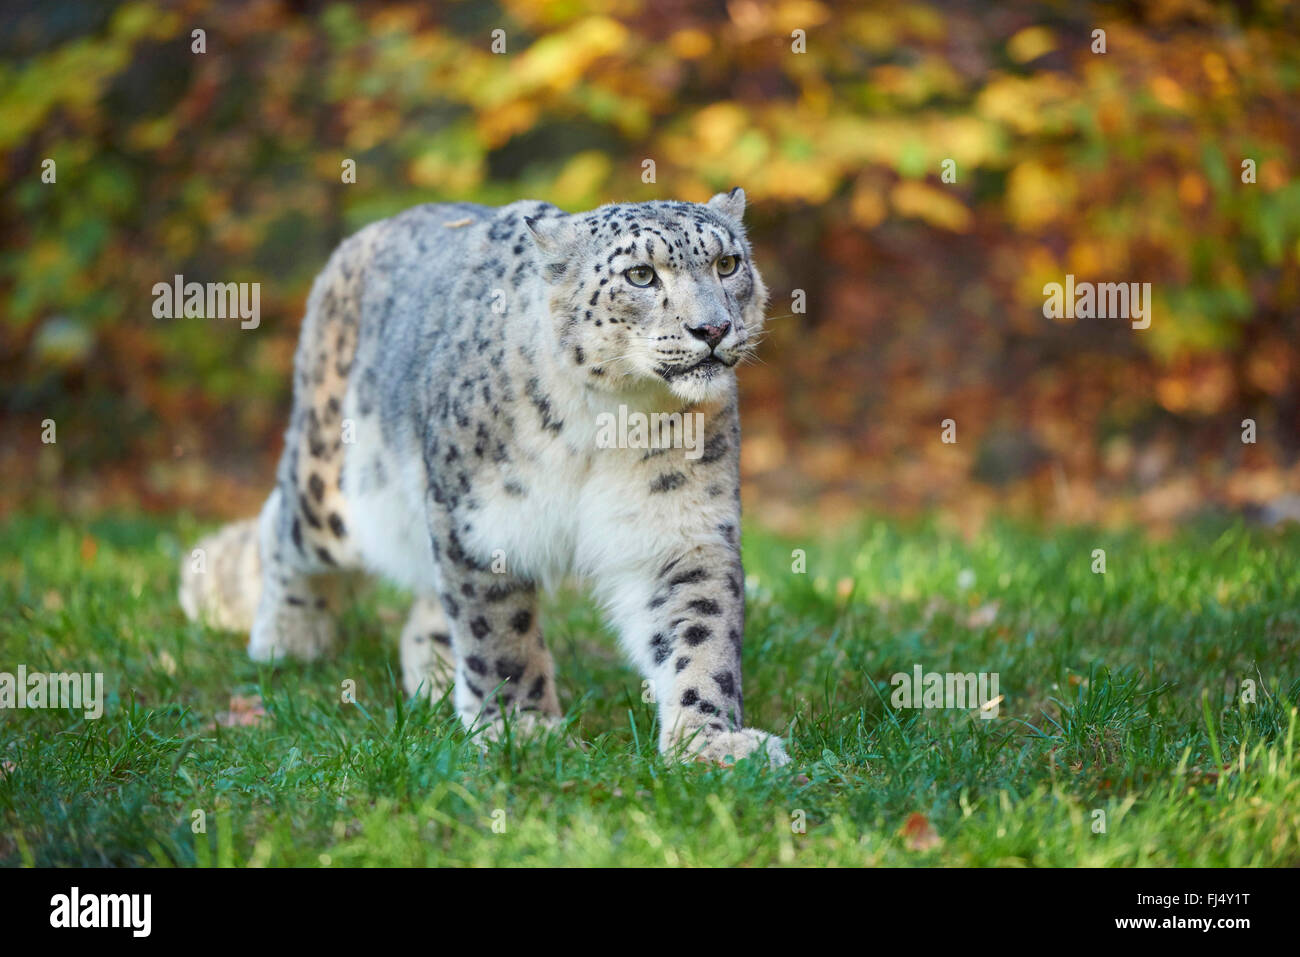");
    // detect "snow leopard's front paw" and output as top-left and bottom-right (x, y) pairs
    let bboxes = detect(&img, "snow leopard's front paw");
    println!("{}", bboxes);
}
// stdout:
(469, 712), (567, 751)
(679, 727), (791, 770)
